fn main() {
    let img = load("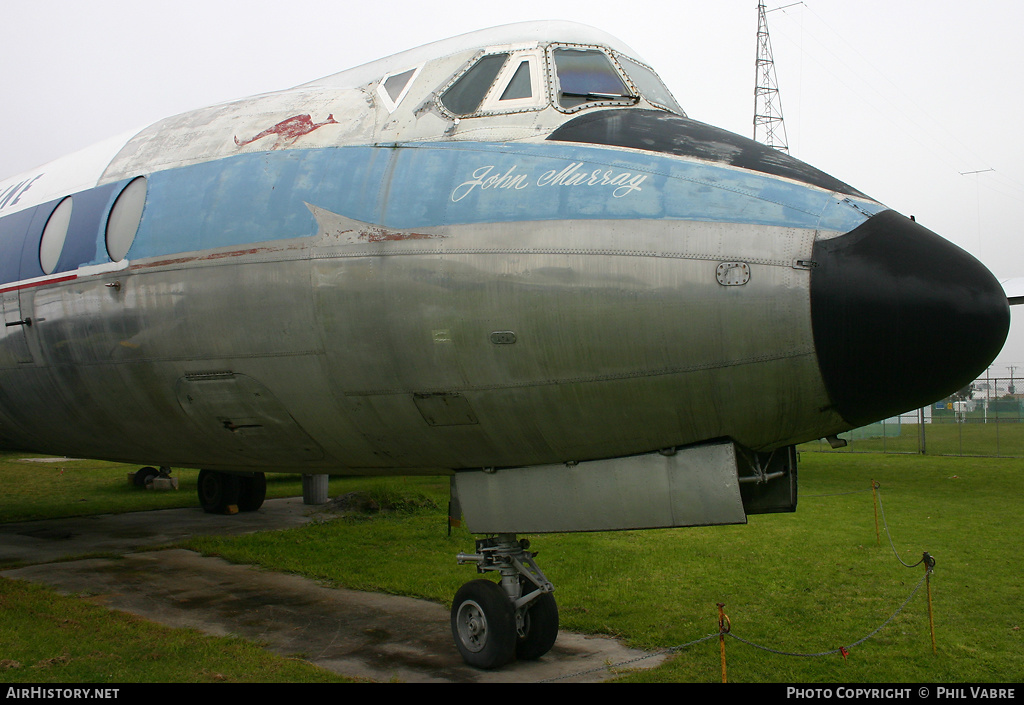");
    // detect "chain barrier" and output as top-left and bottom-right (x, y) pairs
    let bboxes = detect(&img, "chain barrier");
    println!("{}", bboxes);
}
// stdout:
(540, 569), (933, 680)
(874, 480), (932, 568)
(725, 569), (930, 657)
(799, 487), (875, 498)
(537, 571), (932, 682)
(536, 478), (938, 682)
